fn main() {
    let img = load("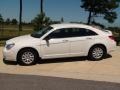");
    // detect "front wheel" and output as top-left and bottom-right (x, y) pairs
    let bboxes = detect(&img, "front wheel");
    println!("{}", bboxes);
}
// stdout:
(17, 49), (38, 65)
(88, 46), (106, 61)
